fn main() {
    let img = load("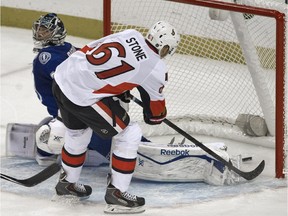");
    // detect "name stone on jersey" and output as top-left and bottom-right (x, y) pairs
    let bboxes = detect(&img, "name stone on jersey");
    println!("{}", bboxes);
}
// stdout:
(126, 37), (147, 62)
